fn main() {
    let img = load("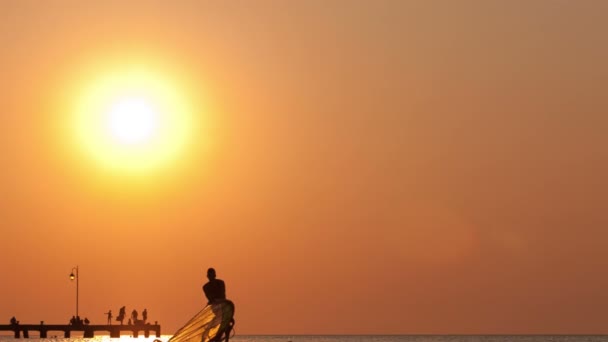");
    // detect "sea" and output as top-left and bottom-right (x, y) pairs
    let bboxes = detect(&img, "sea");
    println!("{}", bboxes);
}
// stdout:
(2, 336), (608, 342)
